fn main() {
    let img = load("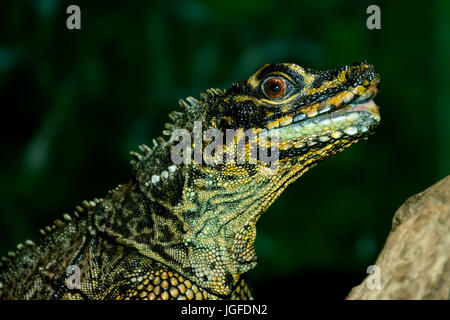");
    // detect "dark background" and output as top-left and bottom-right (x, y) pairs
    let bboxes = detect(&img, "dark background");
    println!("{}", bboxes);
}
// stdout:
(0, 0), (448, 299)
